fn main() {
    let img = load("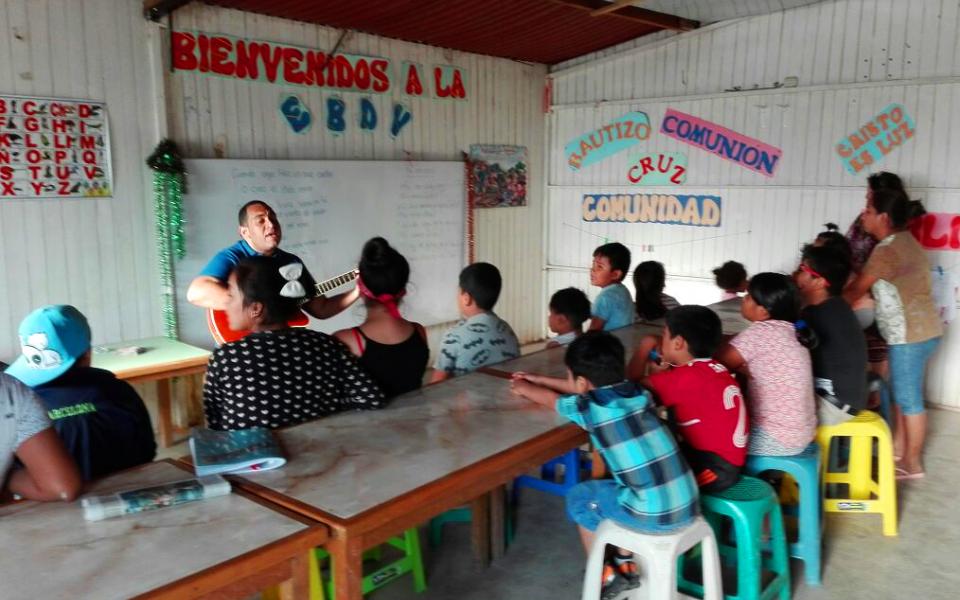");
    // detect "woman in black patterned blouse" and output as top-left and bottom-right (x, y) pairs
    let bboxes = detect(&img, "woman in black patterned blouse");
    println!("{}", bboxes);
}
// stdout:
(202, 256), (385, 430)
